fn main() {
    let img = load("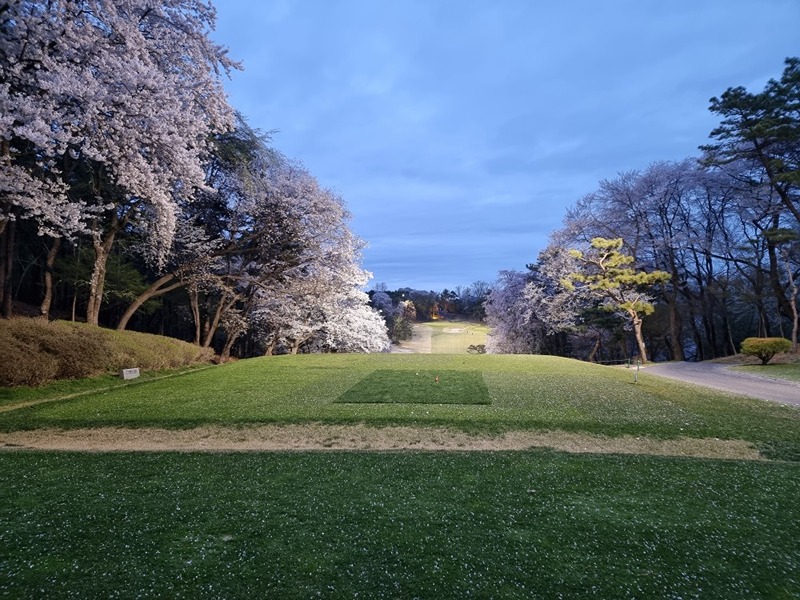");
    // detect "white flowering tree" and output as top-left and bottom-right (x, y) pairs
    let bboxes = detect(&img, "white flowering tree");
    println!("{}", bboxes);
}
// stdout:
(1, 0), (236, 323)
(485, 270), (543, 353)
(249, 227), (388, 355)
(323, 300), (390, 353)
